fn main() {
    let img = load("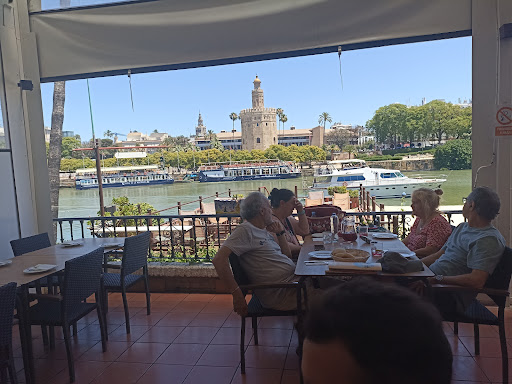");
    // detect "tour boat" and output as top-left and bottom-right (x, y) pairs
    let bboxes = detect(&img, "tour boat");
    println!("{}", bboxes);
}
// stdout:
(197, 159), (300, 182)
(312, 159), (445, 198)
(75, 165), (174, 190)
